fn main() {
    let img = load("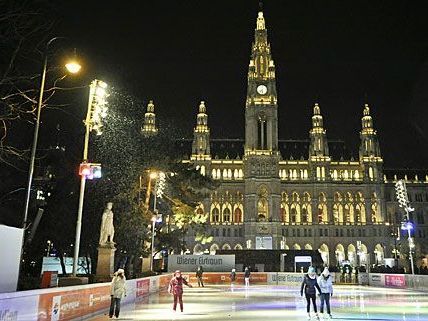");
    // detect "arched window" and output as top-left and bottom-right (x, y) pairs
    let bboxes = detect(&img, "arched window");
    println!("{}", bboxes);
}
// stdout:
(211, 208), (220, 223)
(211, 169), (216, 179)
(234, 207), (242, 223)
(291, 207), (297, 223)
(200, 165), (205, 176)
(223, 207), (231, 222)
(257, 198), (268, 221)
(302, 207), (308, 223)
